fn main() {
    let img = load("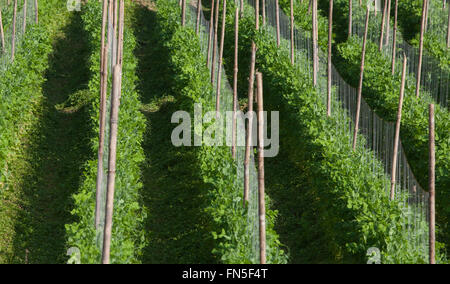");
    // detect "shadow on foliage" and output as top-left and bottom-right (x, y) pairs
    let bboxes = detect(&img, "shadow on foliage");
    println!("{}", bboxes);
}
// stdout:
(132, 5), (216, 264)
(10, 12), (92, 263)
